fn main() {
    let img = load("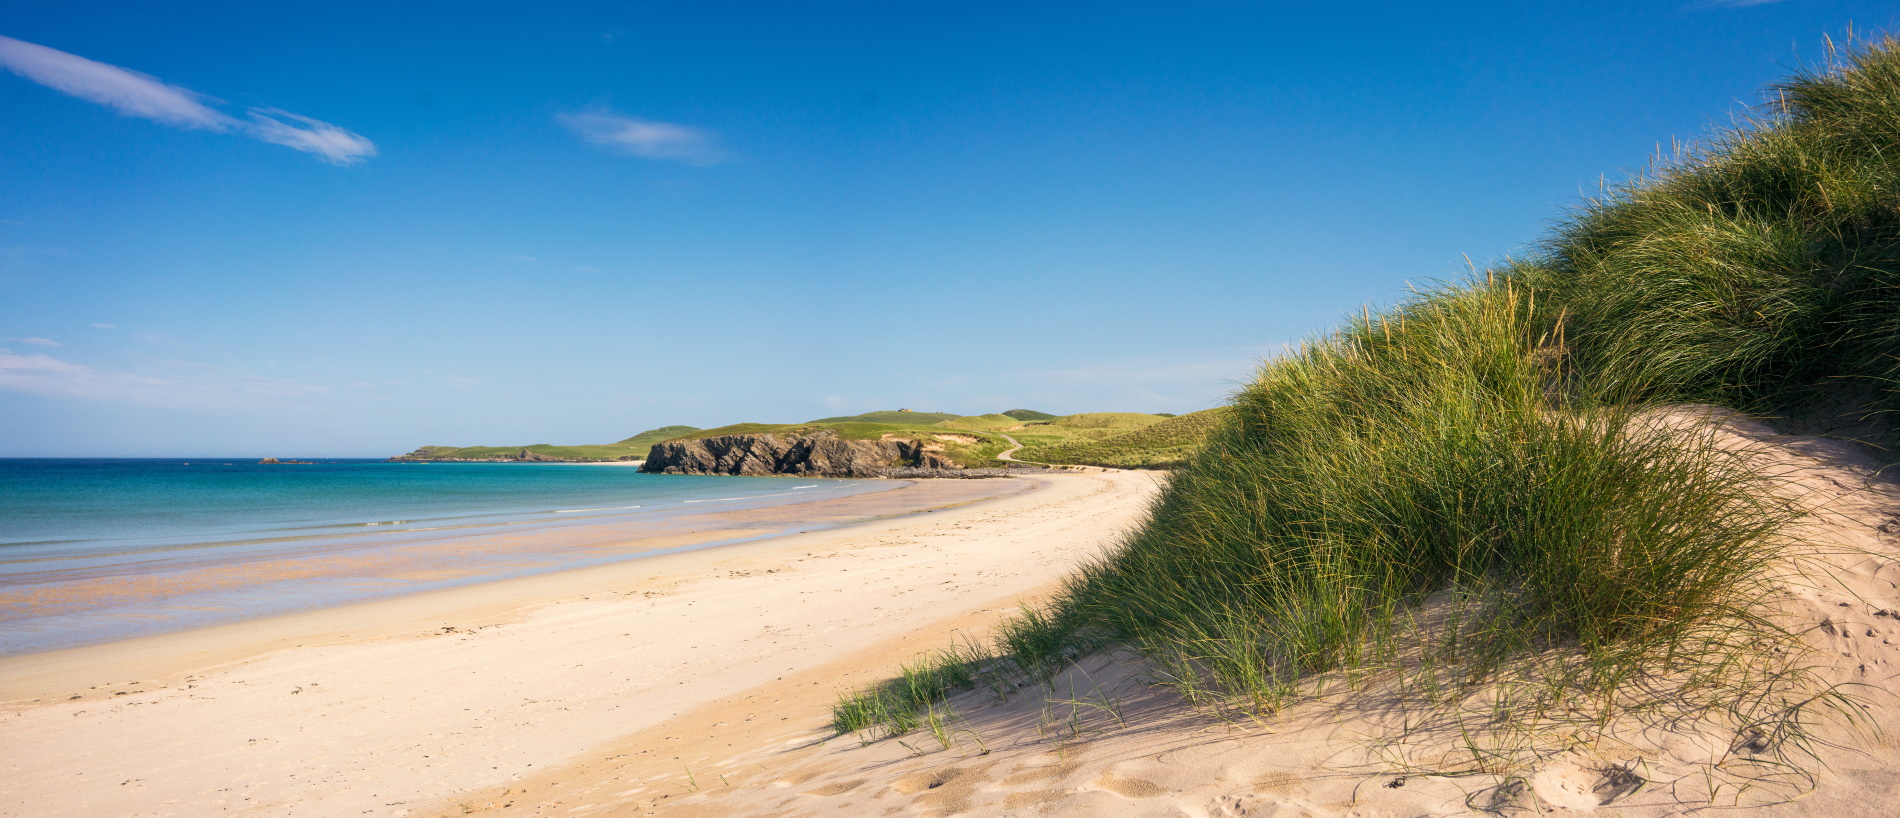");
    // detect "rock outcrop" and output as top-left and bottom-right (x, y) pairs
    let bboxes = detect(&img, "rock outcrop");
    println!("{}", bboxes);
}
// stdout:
(642, 430), (957, 477)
